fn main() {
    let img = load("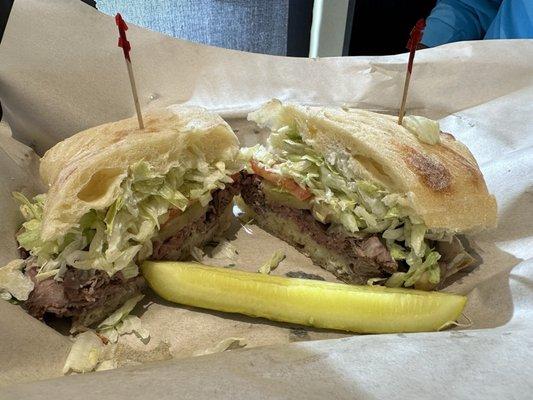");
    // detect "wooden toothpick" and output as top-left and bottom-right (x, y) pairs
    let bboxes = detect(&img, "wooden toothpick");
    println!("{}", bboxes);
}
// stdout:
(398, 19), (425, 125)
(115, 13), (144, 129)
